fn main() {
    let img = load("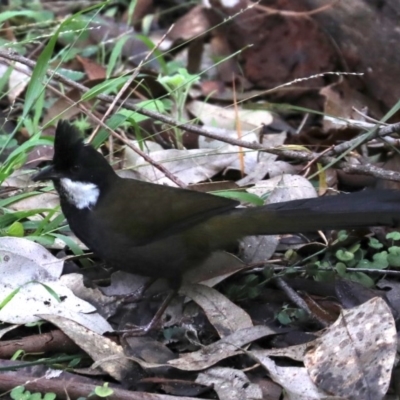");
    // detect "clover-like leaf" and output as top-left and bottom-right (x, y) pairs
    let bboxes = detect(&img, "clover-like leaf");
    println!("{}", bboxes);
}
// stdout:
(386, 232), (400, 241)
(348, 271), (375, 288)
(337, 230), (349, 242)
(387, 246), (400, 267)
(94, 383), (114, 398)
(372, 251), (389, 269)
(335, 262), (347, 277)
(368, 237), (383, 249)
(336, 249), (354, 262)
